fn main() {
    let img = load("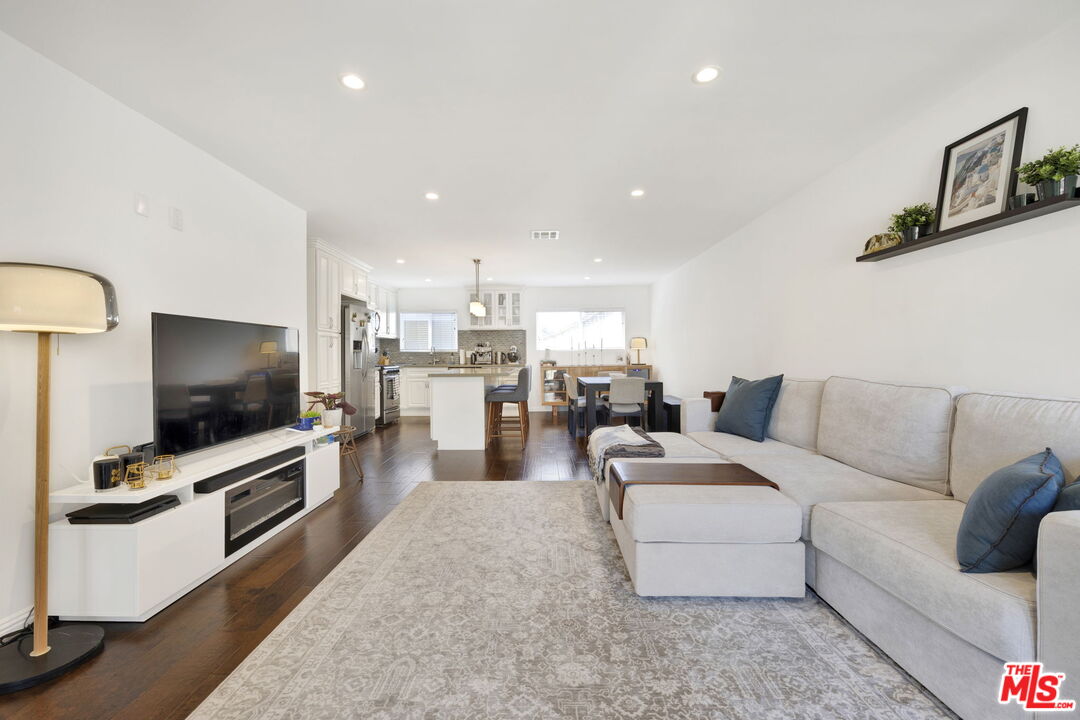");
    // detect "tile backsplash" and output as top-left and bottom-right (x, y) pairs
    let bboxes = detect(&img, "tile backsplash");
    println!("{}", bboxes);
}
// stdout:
(378, 329), (527, 366)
